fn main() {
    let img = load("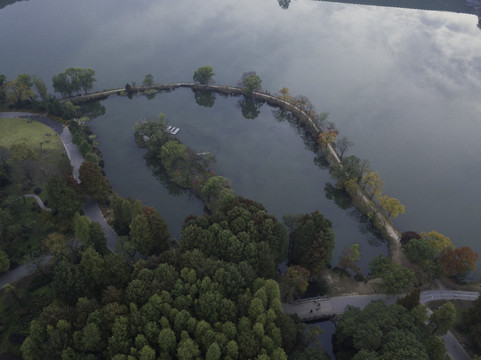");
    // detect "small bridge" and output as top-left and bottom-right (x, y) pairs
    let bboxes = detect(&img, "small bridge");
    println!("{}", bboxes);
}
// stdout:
(282, 290), (480, 322)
